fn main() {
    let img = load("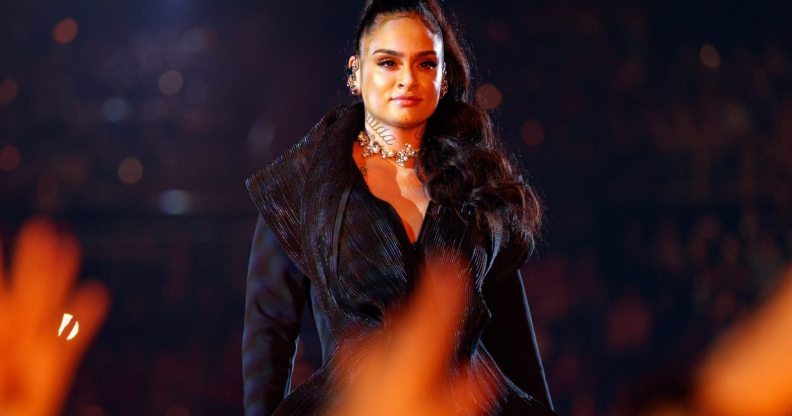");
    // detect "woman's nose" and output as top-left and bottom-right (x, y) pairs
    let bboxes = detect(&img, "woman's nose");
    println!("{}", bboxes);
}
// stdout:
(397, 67), (417, 89)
